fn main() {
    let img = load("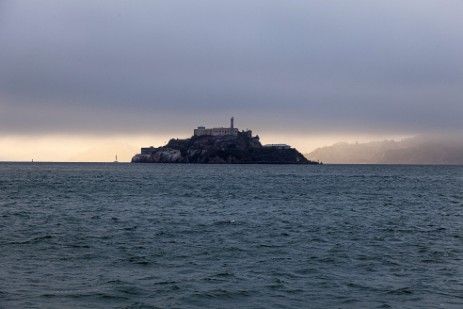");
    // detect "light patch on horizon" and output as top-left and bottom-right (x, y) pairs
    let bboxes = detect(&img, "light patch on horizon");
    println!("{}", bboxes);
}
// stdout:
(0, 134), (169, 162)
(0, 131), (413, 162)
